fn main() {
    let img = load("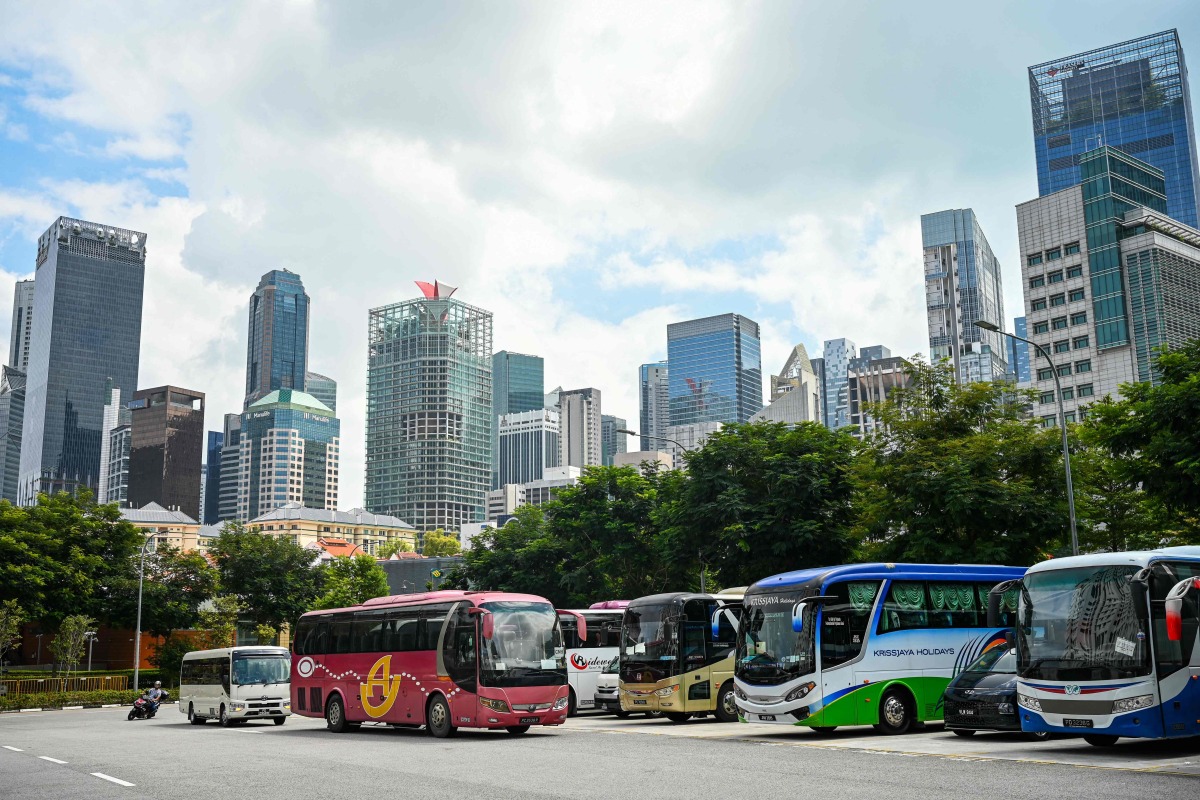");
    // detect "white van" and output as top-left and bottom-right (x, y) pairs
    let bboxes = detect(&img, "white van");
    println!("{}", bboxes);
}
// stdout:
(178, 646), (291, 727)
